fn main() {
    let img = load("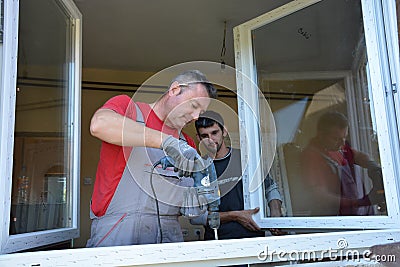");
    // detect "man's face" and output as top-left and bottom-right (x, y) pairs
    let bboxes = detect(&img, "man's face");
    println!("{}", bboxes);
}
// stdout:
(197, 123), (226, 154)
(166, 83), (211, 129)
(323, 126), (348, 151)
